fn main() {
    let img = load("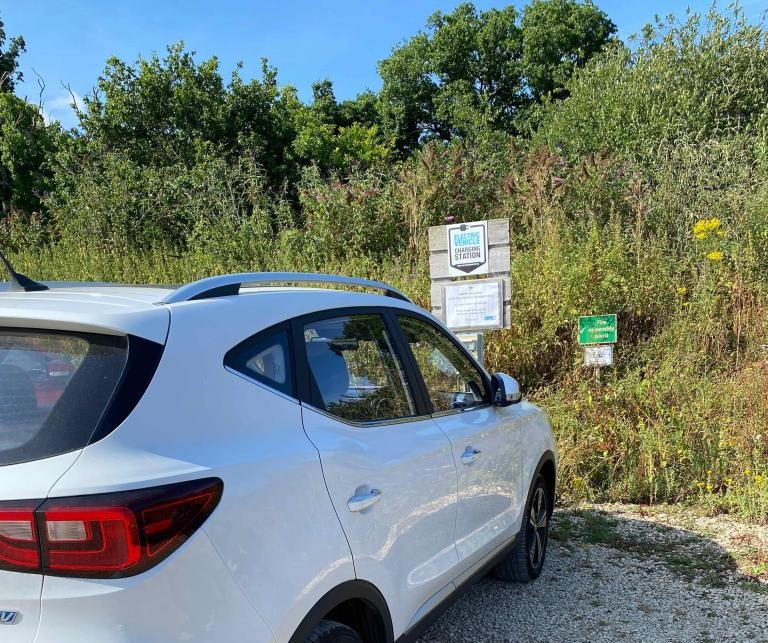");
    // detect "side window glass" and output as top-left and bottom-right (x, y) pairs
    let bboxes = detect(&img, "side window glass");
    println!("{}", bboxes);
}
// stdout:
(397, 316), (489, 413)
(225, 329), (293, 396)
(303, 314), (415, 423)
